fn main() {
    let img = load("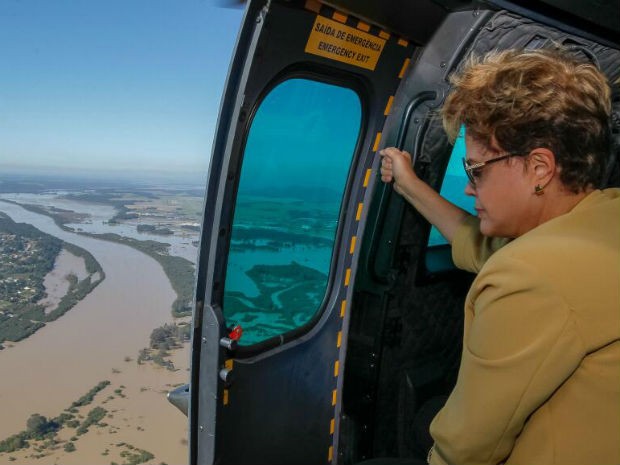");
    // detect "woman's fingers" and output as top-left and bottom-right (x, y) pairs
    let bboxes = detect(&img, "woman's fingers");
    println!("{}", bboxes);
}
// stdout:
(380, 153), (393, 182)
